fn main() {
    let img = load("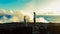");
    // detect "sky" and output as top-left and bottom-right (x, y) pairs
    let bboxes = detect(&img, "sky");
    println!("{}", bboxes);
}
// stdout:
(0, 0), (60, 14)
(0, 0), (60, 23)
(34, 0), (60, 15)
(0, 0), (32, 10)
(22, 0), (60, 15)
